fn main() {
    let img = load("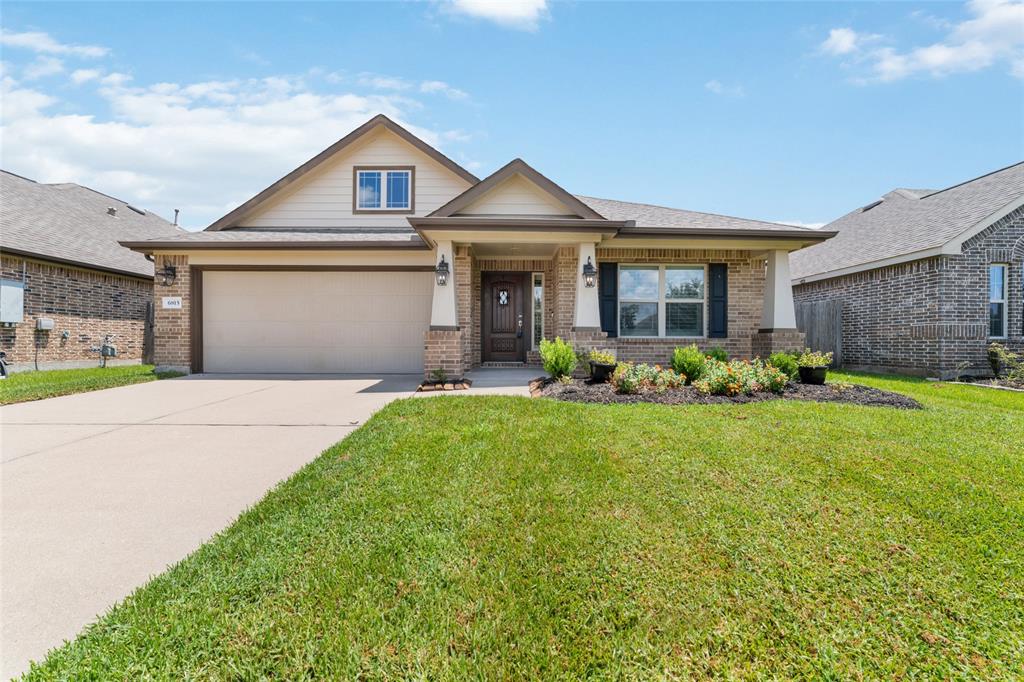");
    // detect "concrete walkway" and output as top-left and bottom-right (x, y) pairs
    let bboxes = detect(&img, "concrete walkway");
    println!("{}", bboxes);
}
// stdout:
(0, 374), (419, 679)
(461, 368), (544, 396)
